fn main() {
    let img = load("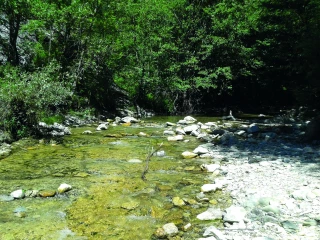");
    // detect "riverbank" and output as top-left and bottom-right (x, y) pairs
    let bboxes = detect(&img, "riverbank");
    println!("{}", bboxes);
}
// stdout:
(195, 139), (320, 240)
